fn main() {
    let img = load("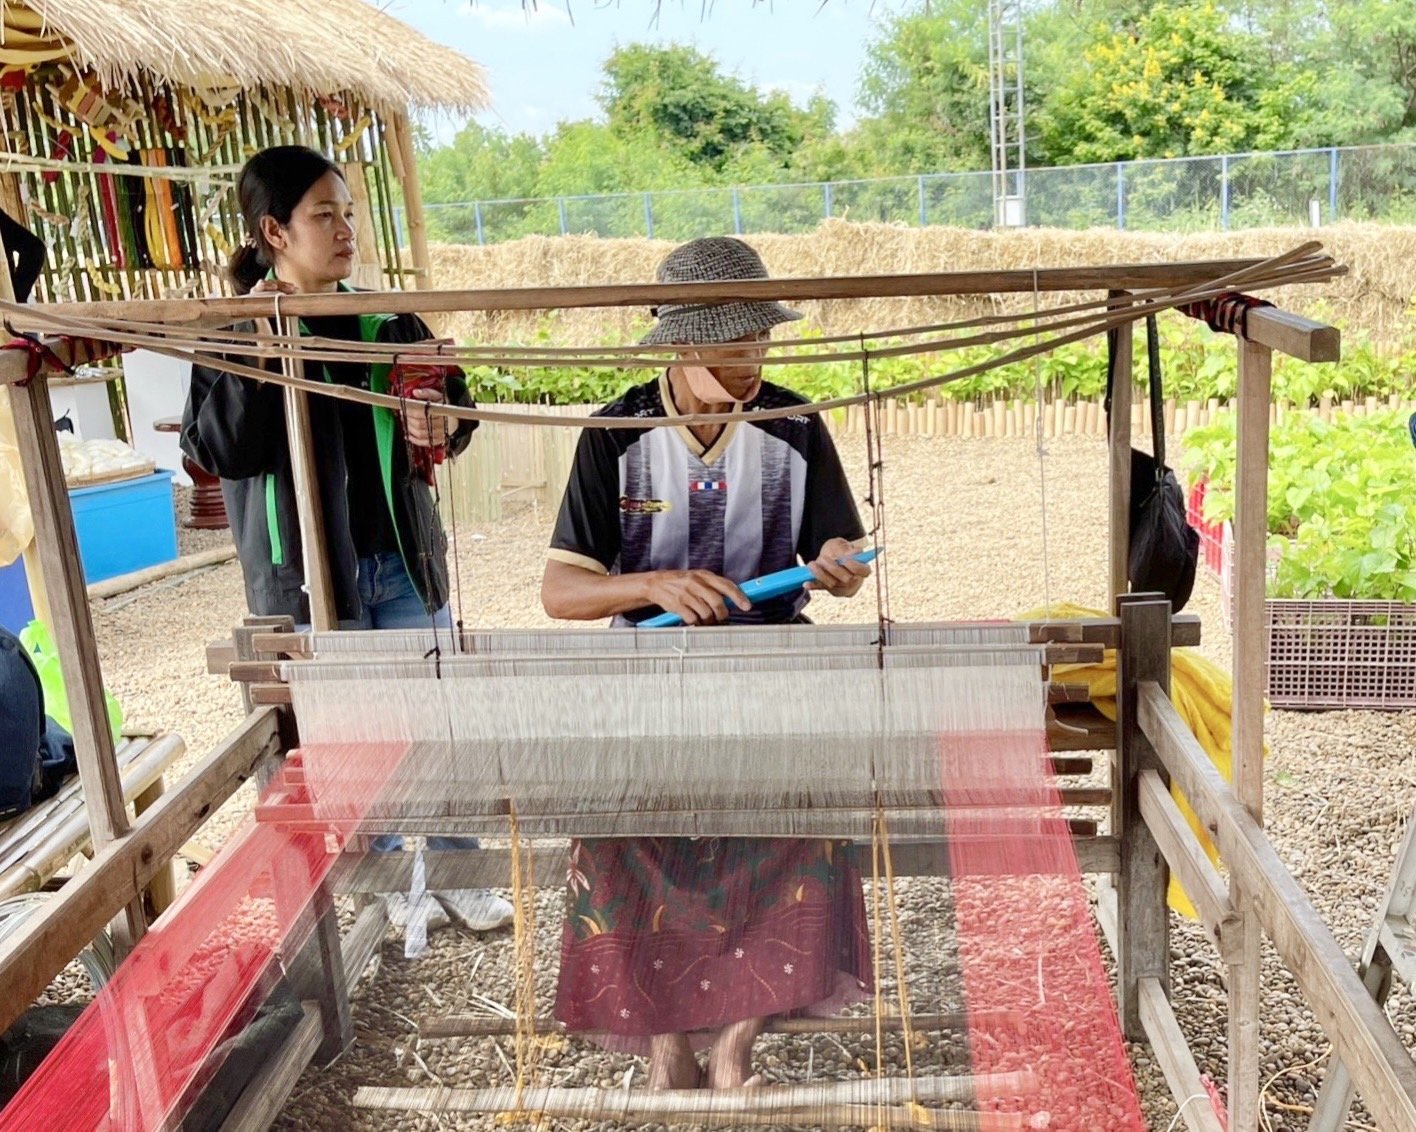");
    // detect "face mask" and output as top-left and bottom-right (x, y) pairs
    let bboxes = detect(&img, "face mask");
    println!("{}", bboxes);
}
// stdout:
(682, 364), (744, 405)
